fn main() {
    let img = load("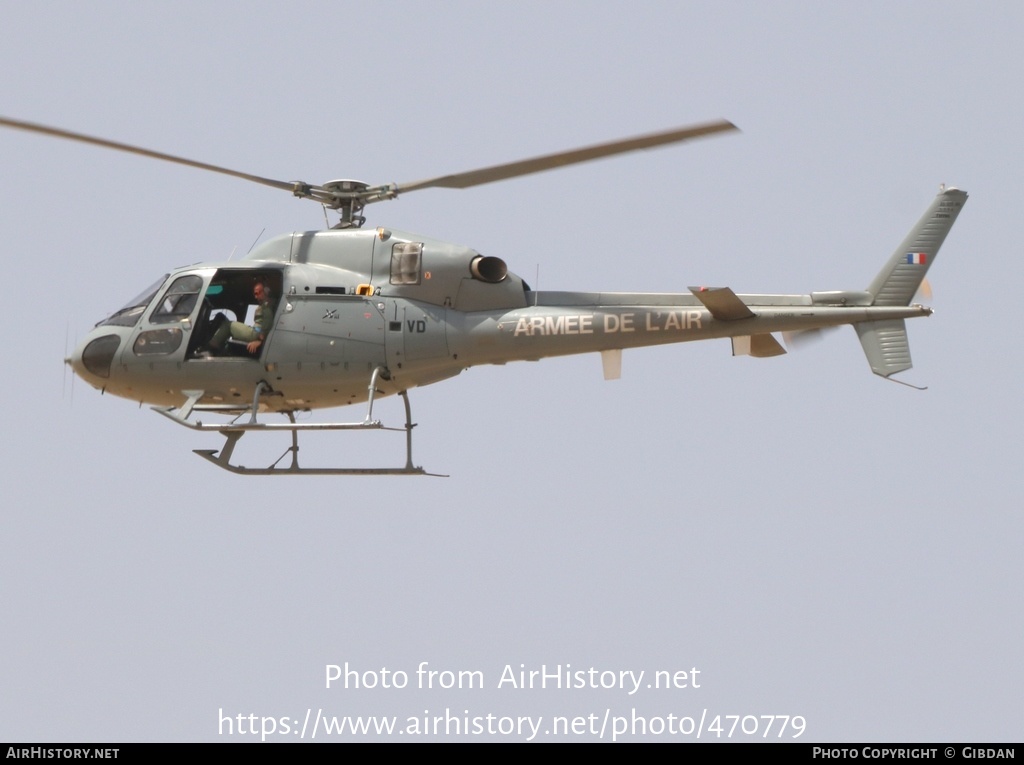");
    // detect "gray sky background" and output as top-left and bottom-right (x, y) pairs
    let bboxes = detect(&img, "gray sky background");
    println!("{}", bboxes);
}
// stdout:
(1, 1), (1020, 742)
